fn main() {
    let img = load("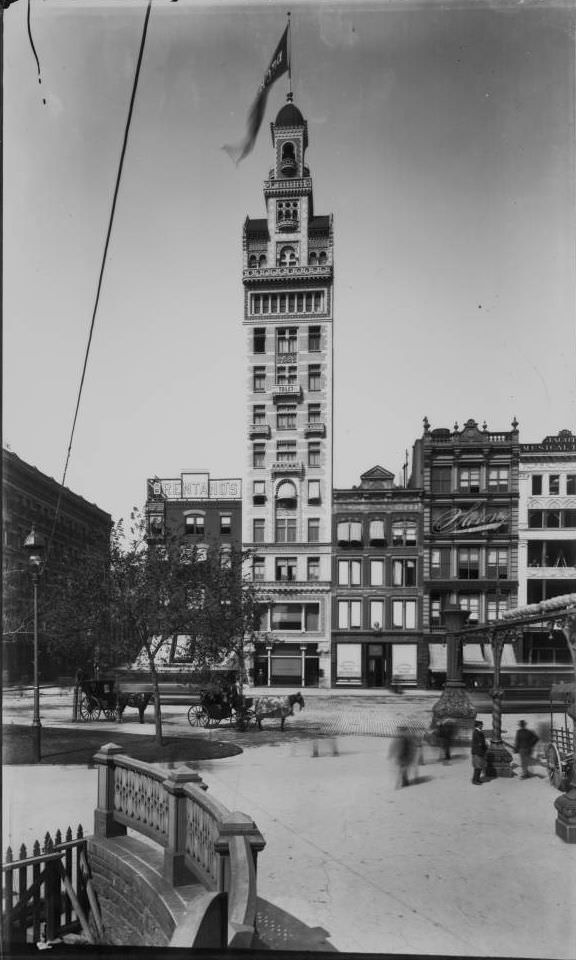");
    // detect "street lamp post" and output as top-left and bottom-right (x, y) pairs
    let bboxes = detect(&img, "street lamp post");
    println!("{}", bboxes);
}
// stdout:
(432, 603), (476, 731)
(485, 629), (513, 777)
(23, 527), (46, 763)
